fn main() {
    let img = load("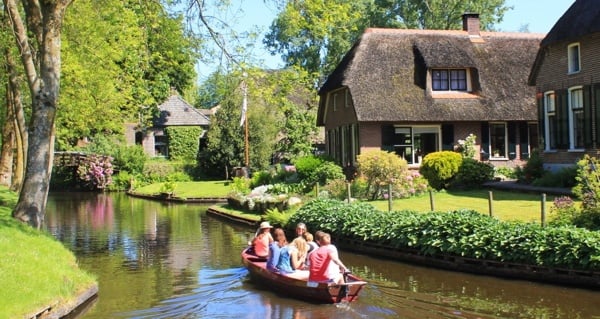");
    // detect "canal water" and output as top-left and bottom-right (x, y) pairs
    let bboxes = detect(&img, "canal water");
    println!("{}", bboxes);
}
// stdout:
(45, 192), (600, 319)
